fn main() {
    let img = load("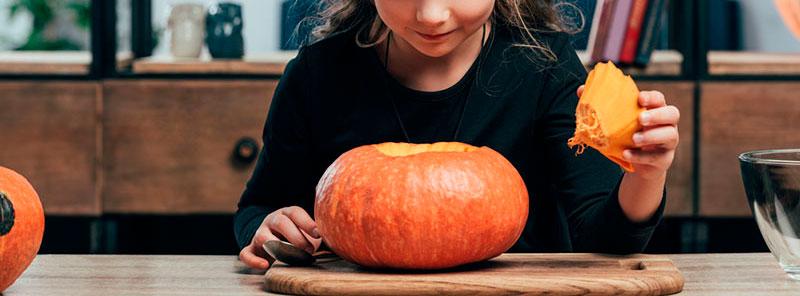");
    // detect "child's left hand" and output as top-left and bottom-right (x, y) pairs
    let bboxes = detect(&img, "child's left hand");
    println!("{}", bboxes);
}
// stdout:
(577, 86), (680, 180)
